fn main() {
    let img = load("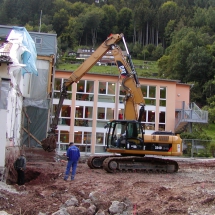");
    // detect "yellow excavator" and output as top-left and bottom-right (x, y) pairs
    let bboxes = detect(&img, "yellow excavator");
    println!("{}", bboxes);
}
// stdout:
(41, 33), (182, 173)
